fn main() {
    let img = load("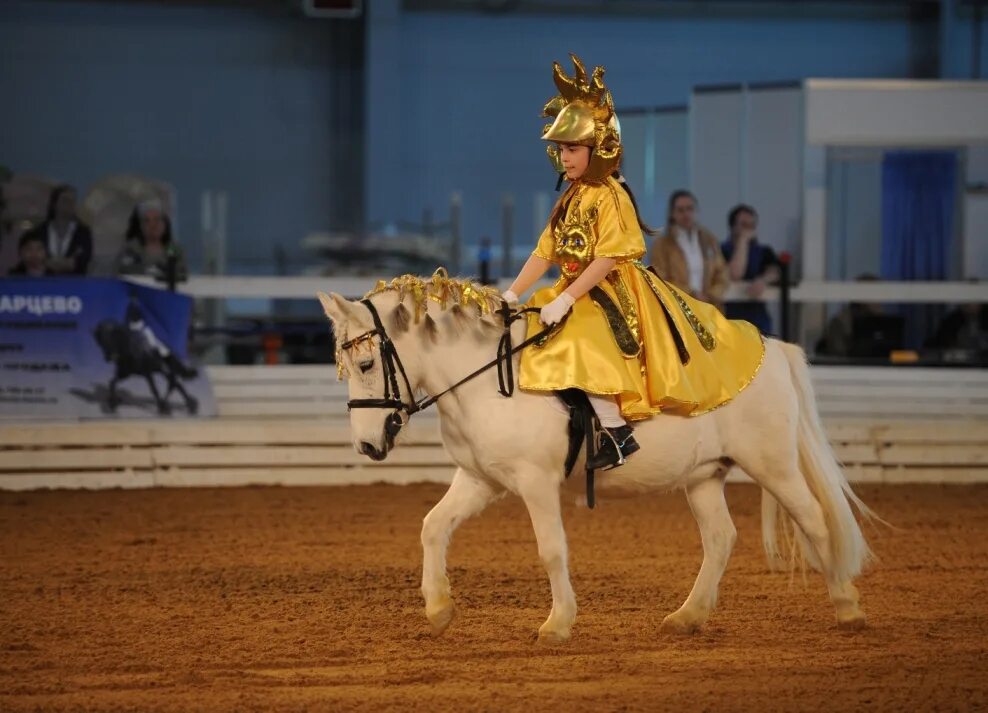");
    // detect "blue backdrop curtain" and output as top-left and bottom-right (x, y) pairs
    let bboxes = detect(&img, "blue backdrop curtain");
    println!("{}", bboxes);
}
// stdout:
(880, 150), (958, 348)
